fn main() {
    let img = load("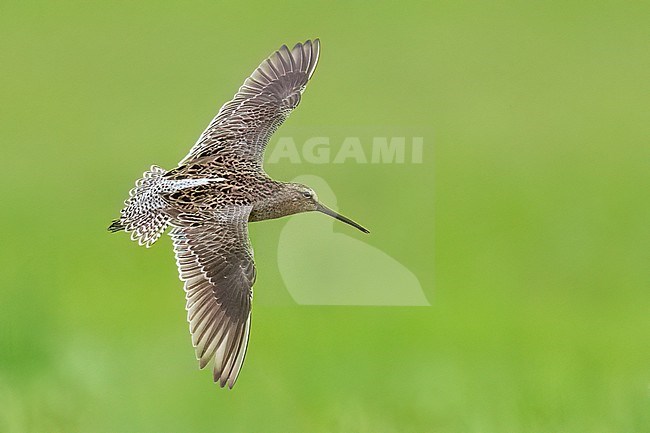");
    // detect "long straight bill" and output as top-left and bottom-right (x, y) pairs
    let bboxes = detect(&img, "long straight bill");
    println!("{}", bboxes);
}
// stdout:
(316, 203), (370, 234)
